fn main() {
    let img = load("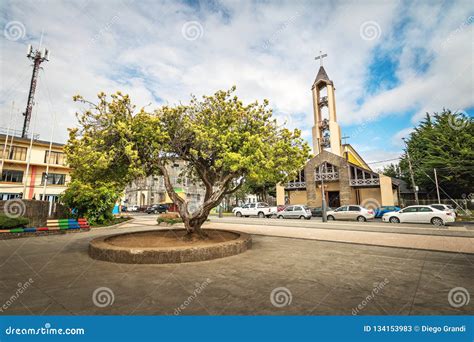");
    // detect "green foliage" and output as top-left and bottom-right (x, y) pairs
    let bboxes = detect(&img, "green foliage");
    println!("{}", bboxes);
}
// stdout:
(242, 179), (277, 202)
(382, 163), (400, 178)
(66, 87), (310, 234)
(0, 214), (29, 229)
(60, 179), (119, 224)
(399, 109), (473, 197)
(156, 217), (183, 225)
